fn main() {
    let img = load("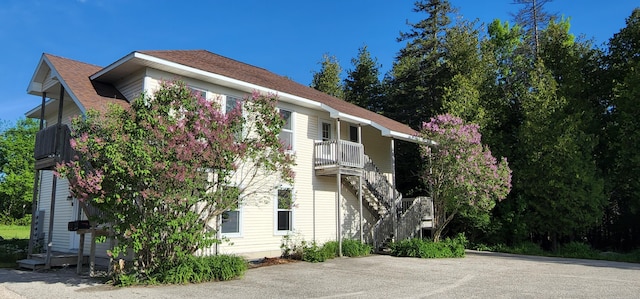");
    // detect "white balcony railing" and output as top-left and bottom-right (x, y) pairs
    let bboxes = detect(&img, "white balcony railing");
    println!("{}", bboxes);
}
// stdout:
(314, 140), (364, 169)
